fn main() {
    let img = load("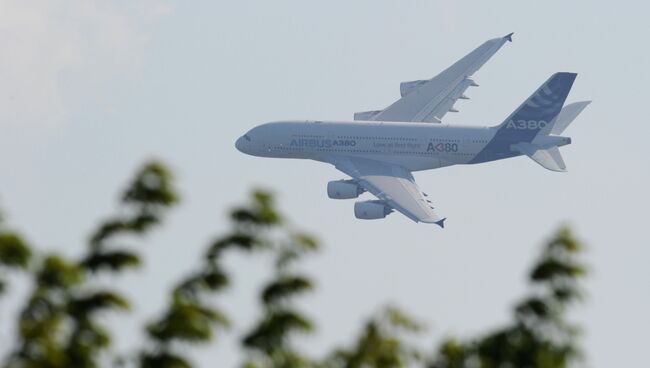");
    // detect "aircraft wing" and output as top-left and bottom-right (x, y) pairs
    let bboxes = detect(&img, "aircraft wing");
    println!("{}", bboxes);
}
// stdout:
(355, 33), (512, 123)
(328, 156), (446, 227)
